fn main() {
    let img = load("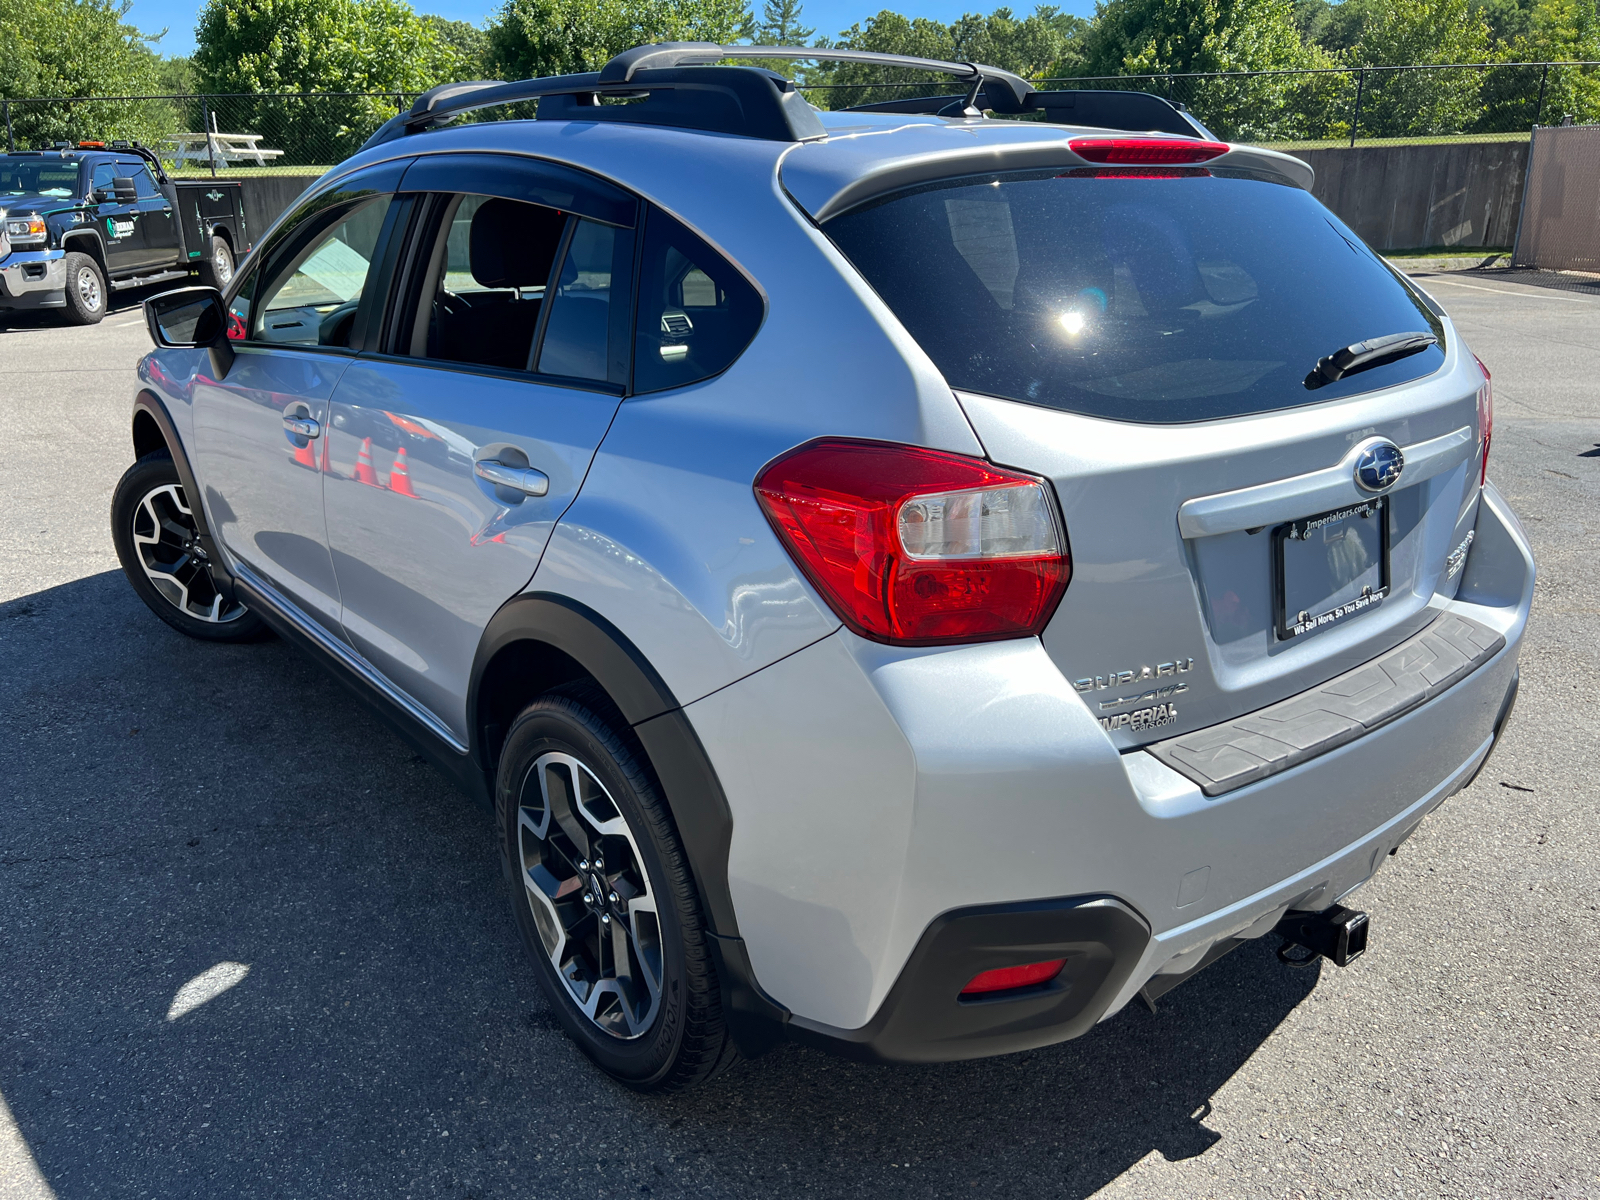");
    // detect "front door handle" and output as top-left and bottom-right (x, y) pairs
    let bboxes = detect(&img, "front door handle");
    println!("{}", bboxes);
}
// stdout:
(283, 415), (321, 439)
(475, 459), (549, 497)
